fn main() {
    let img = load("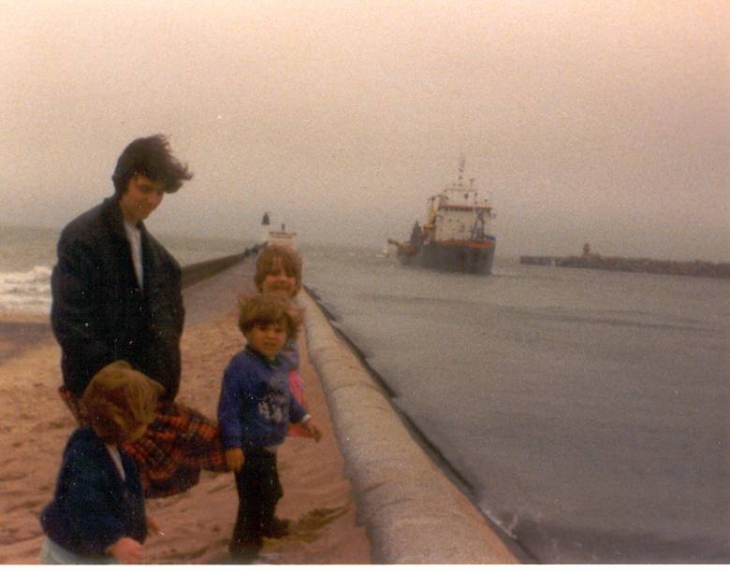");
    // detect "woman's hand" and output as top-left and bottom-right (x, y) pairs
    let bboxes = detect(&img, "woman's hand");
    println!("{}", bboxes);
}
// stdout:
(225, 448), (245, 472)
(109, 537), (144, 564)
